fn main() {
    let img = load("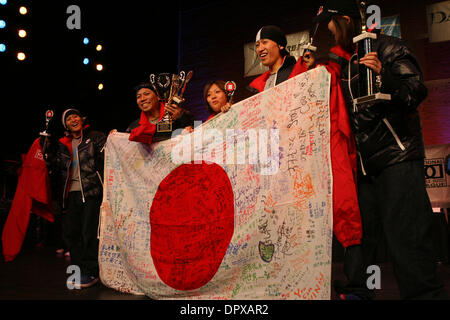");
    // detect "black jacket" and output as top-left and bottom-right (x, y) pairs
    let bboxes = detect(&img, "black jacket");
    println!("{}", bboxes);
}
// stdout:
(54, 127), (107, 207)
(331, 34), (428, 176)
